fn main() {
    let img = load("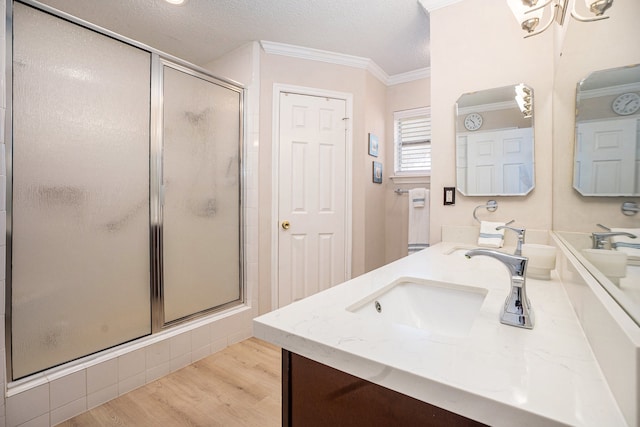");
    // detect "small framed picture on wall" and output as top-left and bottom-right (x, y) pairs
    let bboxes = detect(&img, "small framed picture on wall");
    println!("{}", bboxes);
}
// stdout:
(372, 161), (383, 184)
(368, 133), (379, 157)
